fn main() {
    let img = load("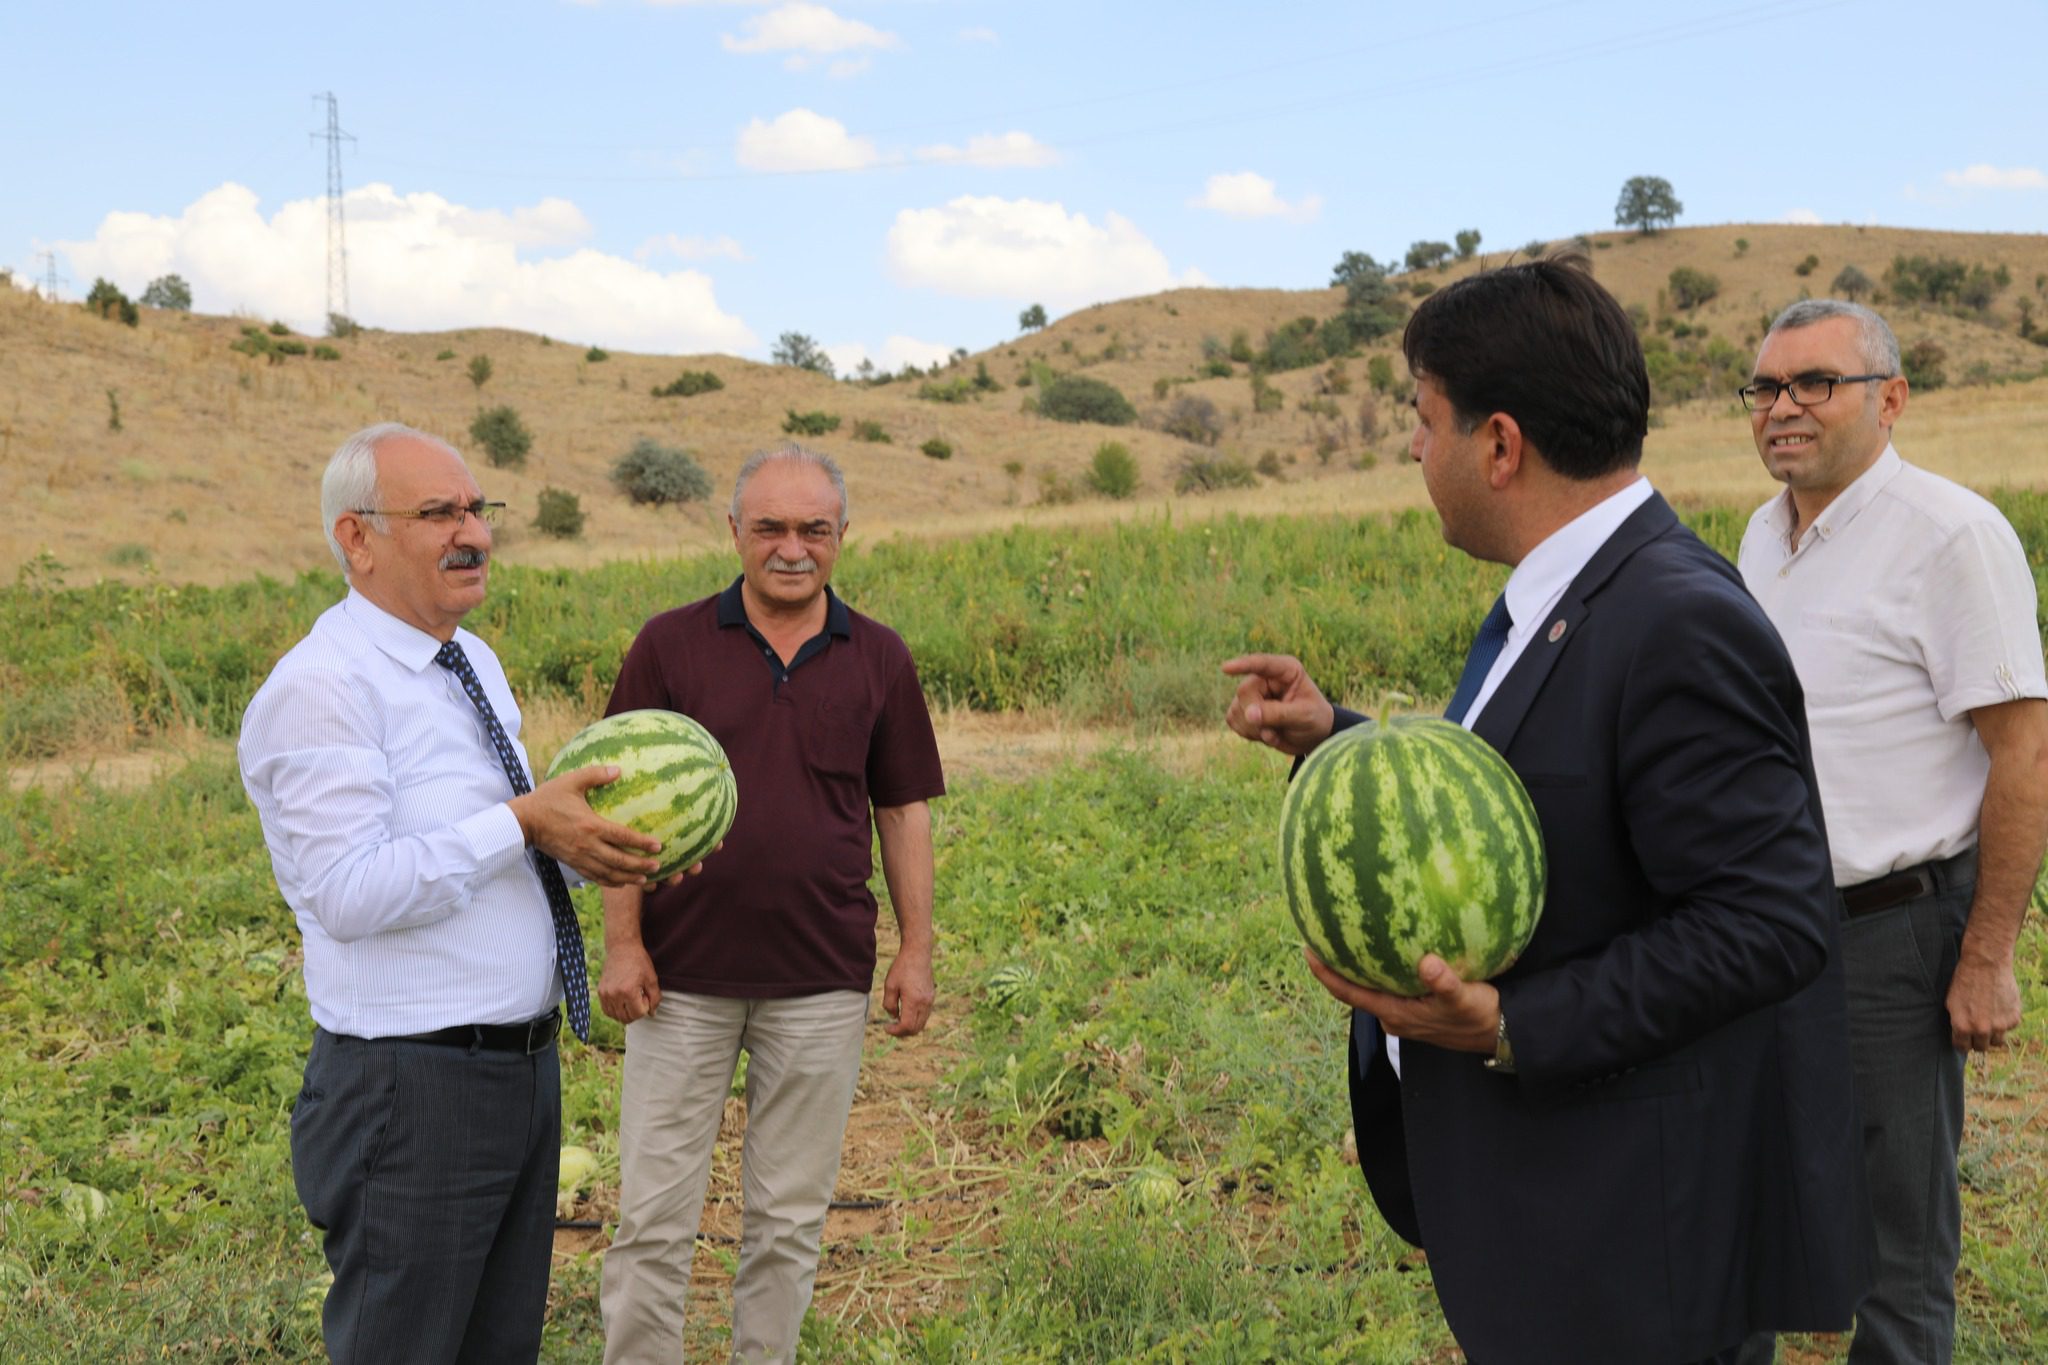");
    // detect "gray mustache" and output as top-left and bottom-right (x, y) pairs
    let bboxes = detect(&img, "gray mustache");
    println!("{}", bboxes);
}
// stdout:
(767, 556), (816, 573)
(441, 547), (488, 570)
